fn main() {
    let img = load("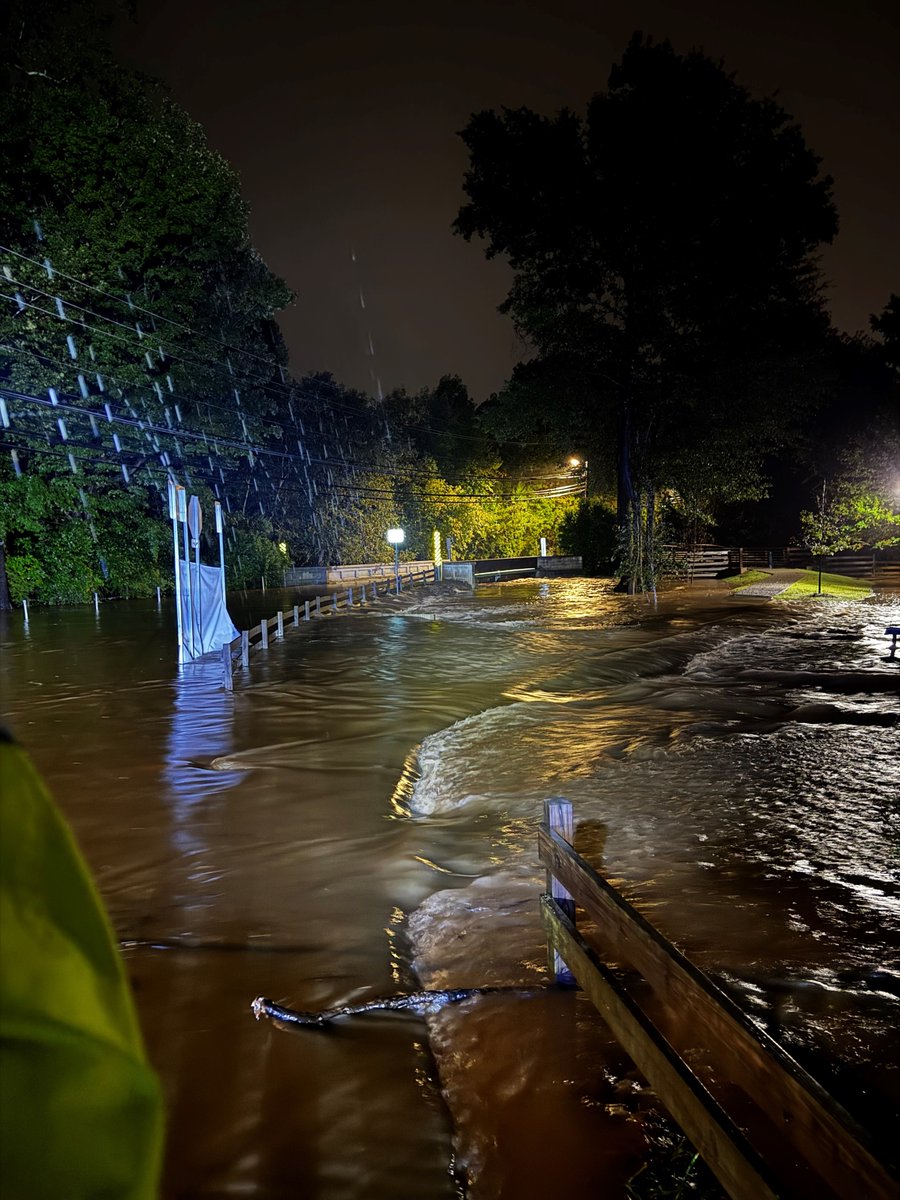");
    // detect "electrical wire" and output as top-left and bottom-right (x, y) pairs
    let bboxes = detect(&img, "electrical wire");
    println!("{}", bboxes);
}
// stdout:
(2, 251), (545, 446)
